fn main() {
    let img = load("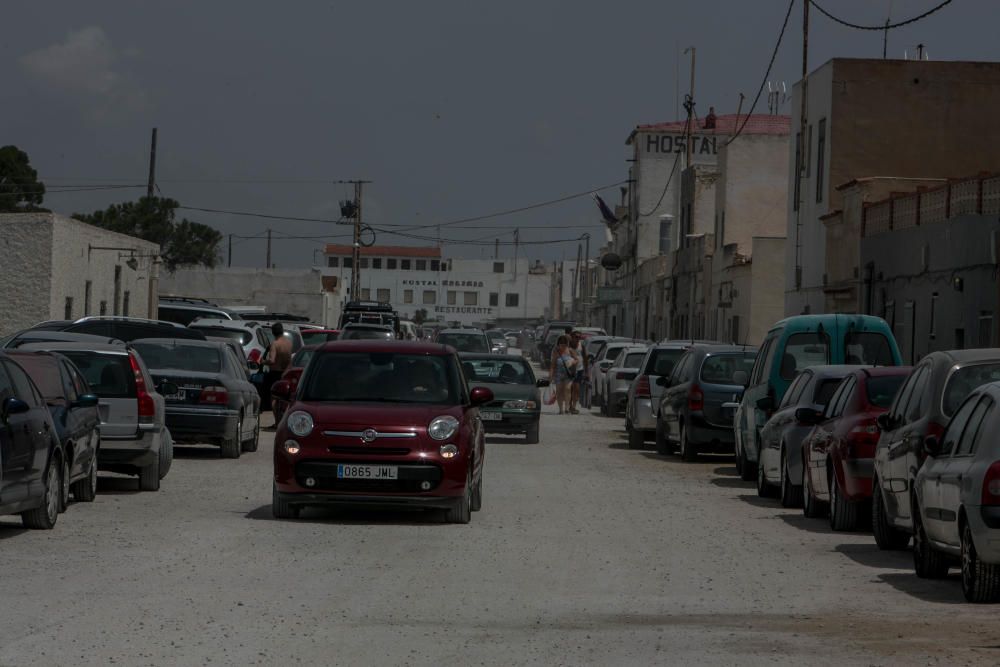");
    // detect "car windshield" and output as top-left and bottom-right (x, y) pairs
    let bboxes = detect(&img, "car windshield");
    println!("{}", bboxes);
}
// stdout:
(132, 342), (222, 373)
(700, 353), (756, 384)
(302, 352), (460, 404)
(845, 332), (894, 366)
(781, 332), (830, 380)
(943, 363), (1000, 416)
(486, 331), (504, 342)
(341, 328), (393, 340)
(623, 352), (646, 368)
(462, 358), (533, 384)
(438, 333), (489, 353)
(58, 351), (135, 398)
(866, 375), (906, 408)
(194, 328), (252, 346)
(644, 348), (685, 376)
(292, 348), (316, 368)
